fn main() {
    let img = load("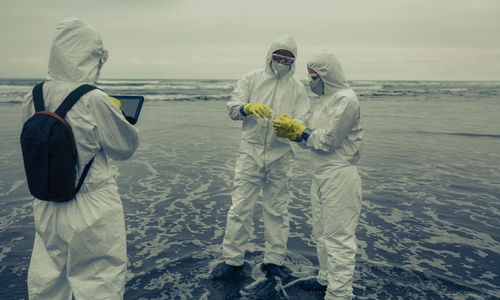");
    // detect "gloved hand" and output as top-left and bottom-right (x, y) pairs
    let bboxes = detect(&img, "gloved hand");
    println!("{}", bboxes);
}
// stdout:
(244, 103), (272, 119)
(272, 114), (306, 141)
(109, 96), (122, 111)
(273, 122), (297, 140)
